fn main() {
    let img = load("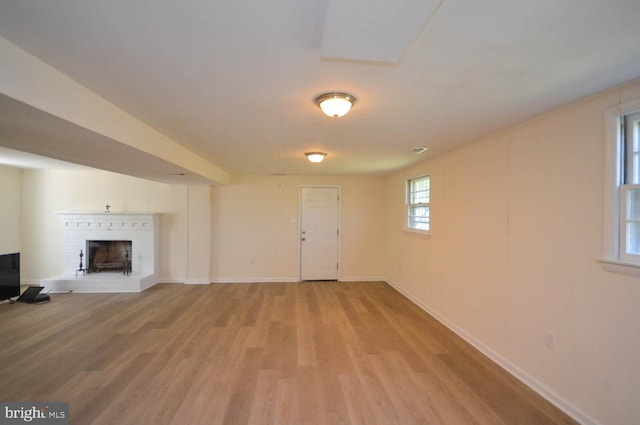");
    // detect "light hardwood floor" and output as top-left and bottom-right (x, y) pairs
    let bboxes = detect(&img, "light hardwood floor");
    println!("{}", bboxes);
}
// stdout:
(0, 282), (577, 425)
